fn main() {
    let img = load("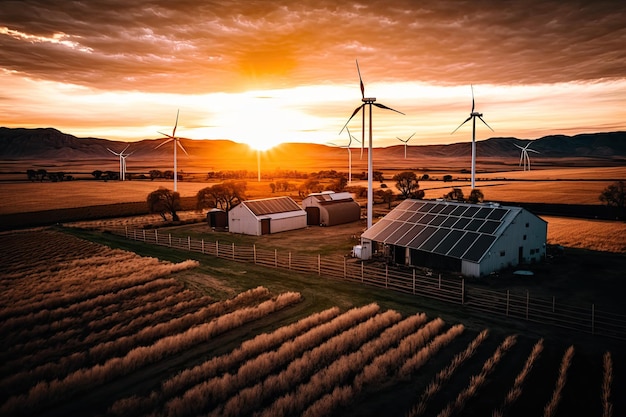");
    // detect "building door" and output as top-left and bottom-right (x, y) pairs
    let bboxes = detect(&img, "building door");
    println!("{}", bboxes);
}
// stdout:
(306, 207), (320, 226)
(518, 246), (524, 264)
(261, 218), (271, 235)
